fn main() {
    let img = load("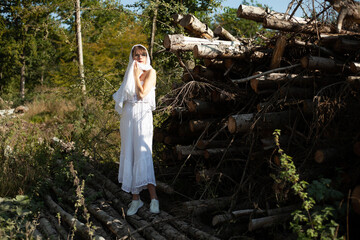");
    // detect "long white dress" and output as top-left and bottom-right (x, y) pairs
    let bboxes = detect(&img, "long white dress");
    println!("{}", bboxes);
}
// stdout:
(118, 83), (156, 194)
